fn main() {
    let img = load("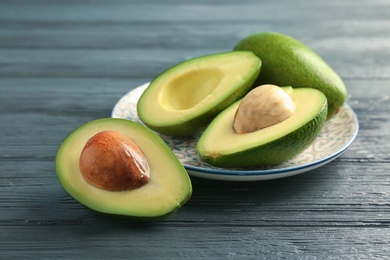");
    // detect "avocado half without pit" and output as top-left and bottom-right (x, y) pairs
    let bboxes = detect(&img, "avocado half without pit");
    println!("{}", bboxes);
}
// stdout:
(137, 51), (261, 137)
(196, 85), (328, 168)
(55, 118), (192, 221)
